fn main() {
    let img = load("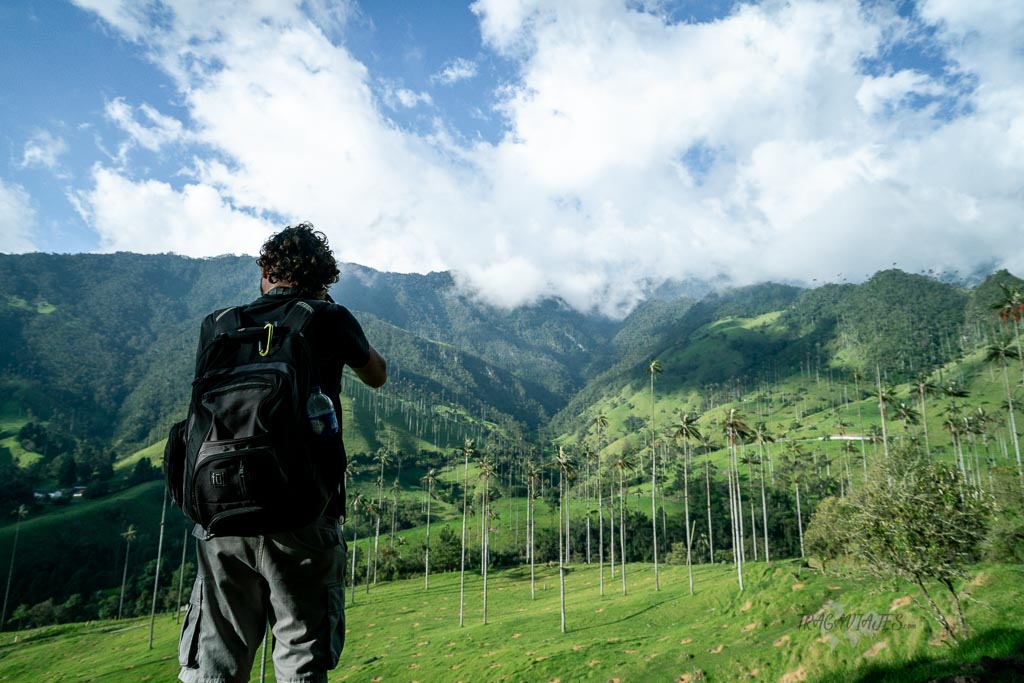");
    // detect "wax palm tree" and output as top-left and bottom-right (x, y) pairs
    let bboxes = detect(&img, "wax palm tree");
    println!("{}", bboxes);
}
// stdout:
(555, 446), (575, 633)
(699, 433), (717, 562)
(118, 524), (138, 620)
(894, 401), (921, 434)
(610, 453), (635, 595)
(673, 412), (702, 593)
(991, 282), (1024, 372)
(422, 469), (438, 589)
(371, 447), (391, 585)
(647, 360), (663, 590)
(0, 505), (28, 632)
(594, 412), (609, 449)
(873, 371), (897, 461)
(524, 458), (541, 599)
(985, 337), (1023, 487)
(722, 409), (752, 590)
(739, 452), (760, 562)
(751, 422), (774, 561)
(942, 403), (970, 496)
(148, 486), (169, 650)
(910, 373), (938, 456)
(349, 493), (365, 604)
(388, 478), (401, 546)
(458, 438), (475, 627)
(478, 455), (496, 624)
